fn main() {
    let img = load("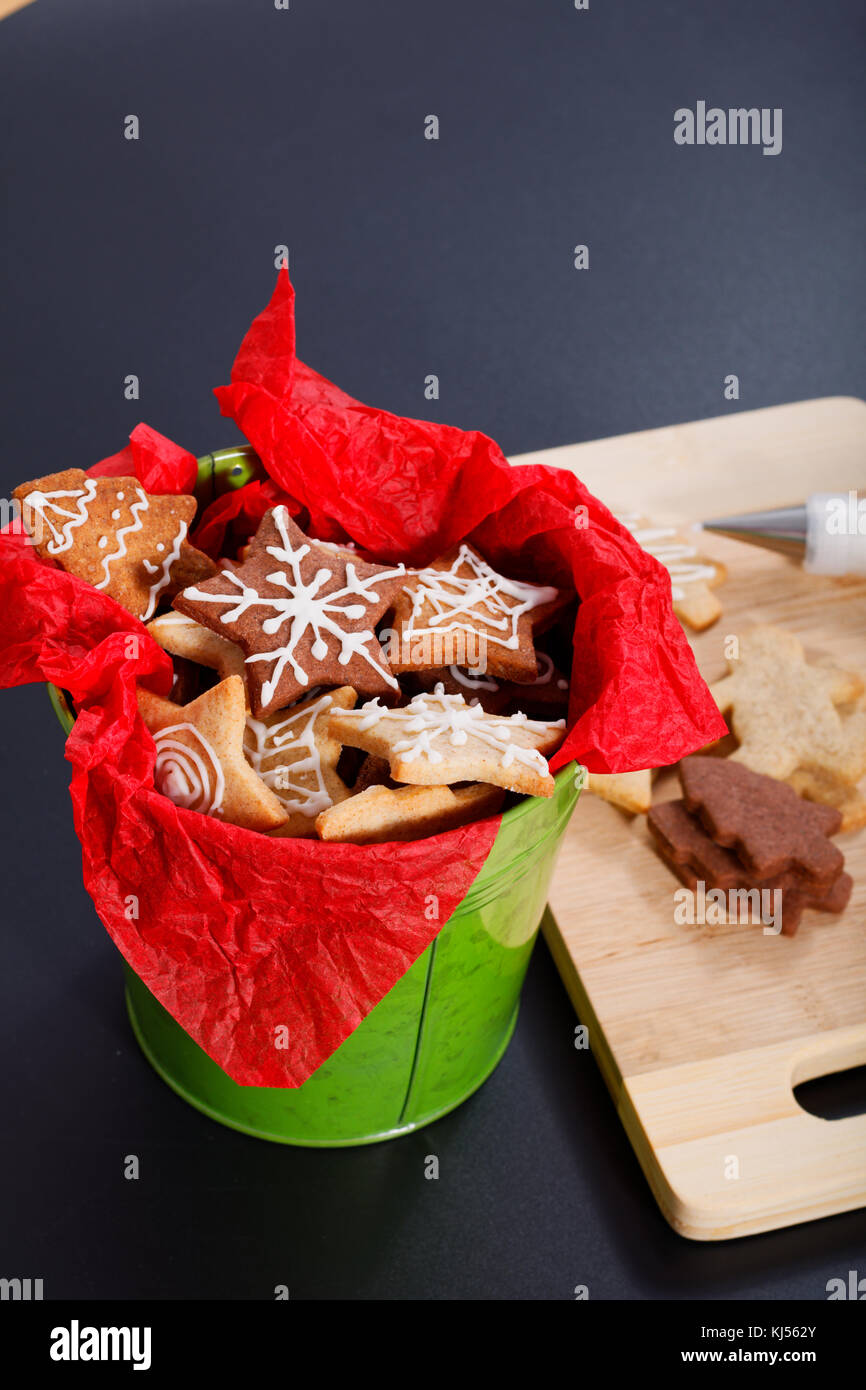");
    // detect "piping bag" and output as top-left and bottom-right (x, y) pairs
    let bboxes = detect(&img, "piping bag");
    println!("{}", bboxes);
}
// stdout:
(704, 492), (866, 576)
